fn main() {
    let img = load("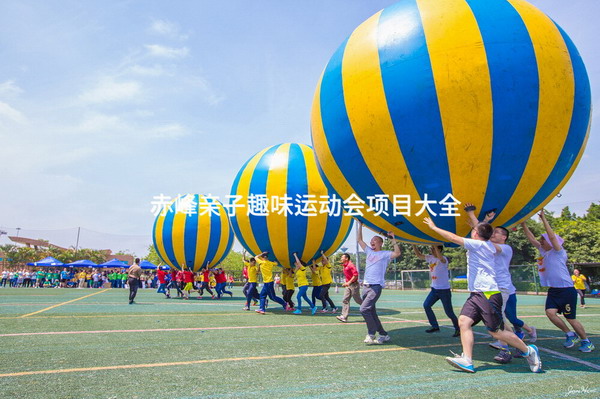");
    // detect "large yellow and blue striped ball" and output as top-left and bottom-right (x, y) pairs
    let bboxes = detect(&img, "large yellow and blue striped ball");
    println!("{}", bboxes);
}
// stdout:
(152, 194), (234, 271)
(230, 143), (353, 268)
(311, 0), (591, 244)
